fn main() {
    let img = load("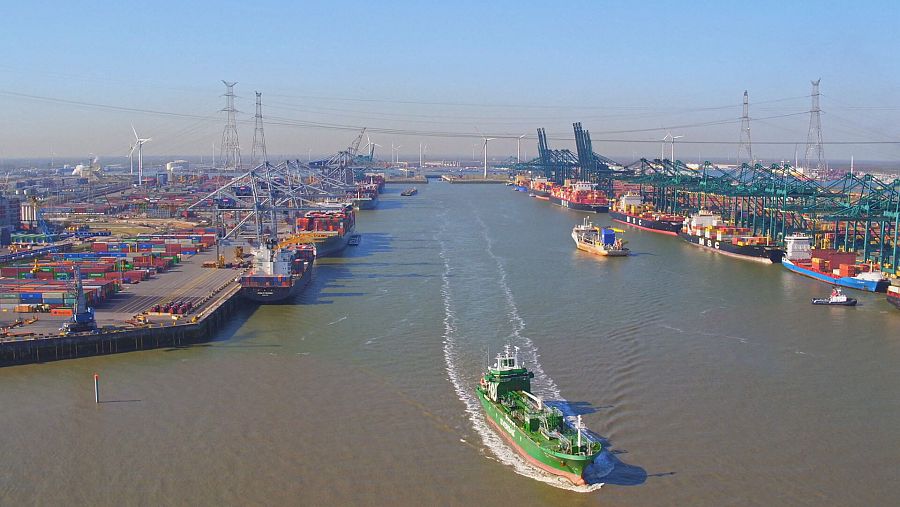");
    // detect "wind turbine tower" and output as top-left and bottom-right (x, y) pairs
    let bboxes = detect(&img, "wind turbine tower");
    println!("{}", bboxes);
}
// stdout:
(130, 126), (151, 186)
(738, 90), (753, 166)
(219, 81), (242, 171)
(804, 79), (825, 180)
(250, 91), (267, 166)
(482, 137), (495, 178)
